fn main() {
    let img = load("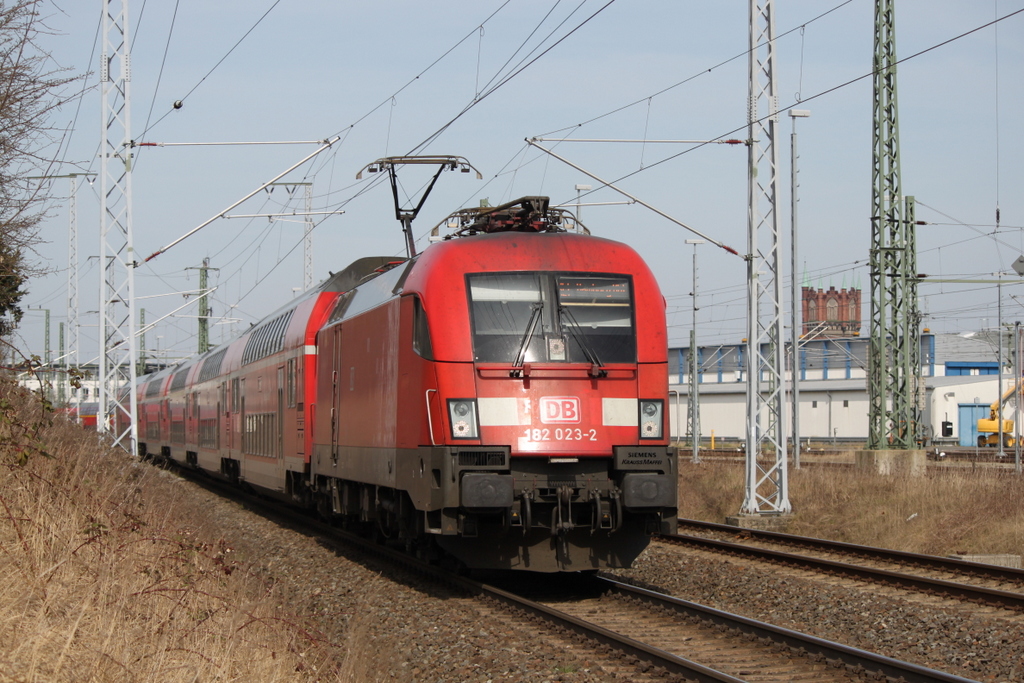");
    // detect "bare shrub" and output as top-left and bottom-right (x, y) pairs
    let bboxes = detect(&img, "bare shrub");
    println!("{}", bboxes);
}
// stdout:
(677, 460), (746, 521)
(679, 460), (1024, 557)
(0, 379), (354, 681)
(0, 1), (81, 338)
